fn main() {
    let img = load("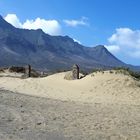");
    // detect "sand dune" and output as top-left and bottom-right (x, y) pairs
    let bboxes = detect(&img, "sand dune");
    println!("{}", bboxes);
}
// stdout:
(0, 71), (140, 139)
(0, 71), (140, 105)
